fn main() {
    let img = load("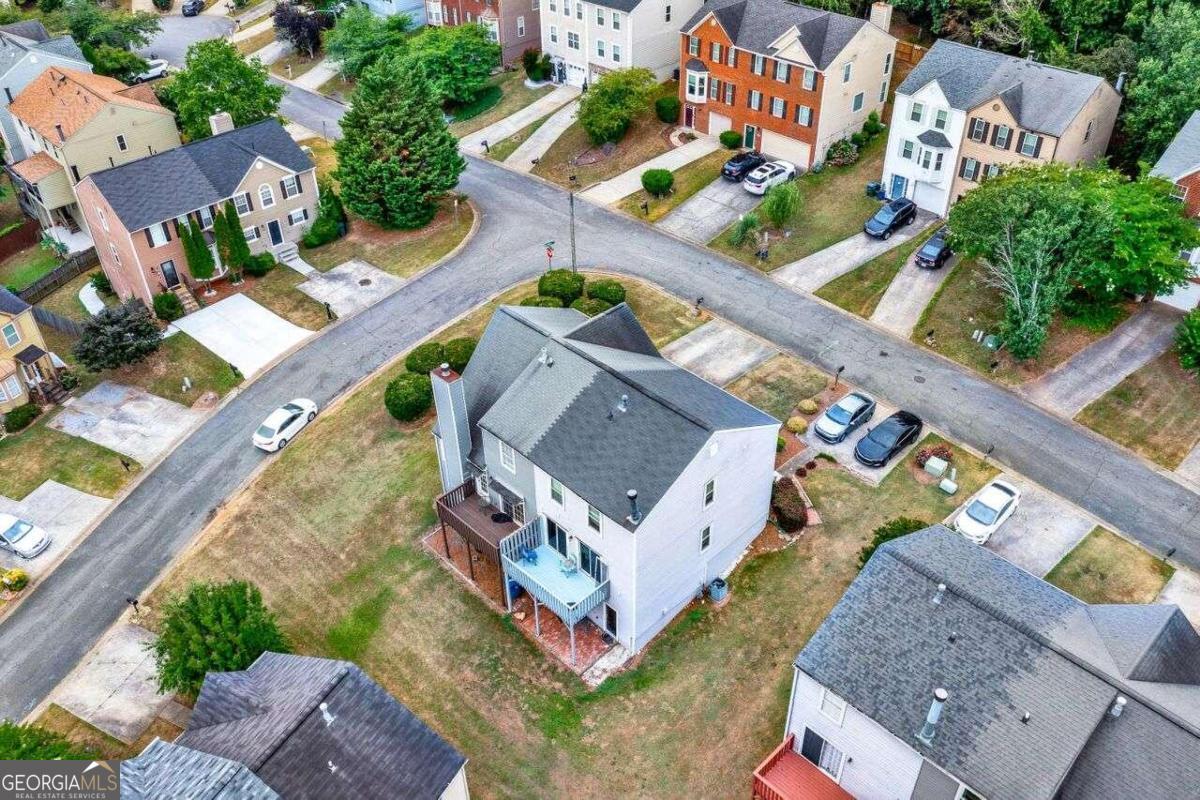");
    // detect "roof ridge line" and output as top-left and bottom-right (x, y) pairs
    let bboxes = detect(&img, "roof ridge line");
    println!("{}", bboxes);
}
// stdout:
(249, 659), (353, 771)
(883, 540), (1200, 739)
